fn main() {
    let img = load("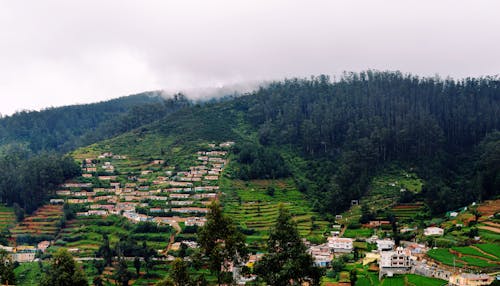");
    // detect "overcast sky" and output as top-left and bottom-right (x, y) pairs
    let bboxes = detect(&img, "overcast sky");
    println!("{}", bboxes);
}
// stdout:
(1, 0), (499, 115)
